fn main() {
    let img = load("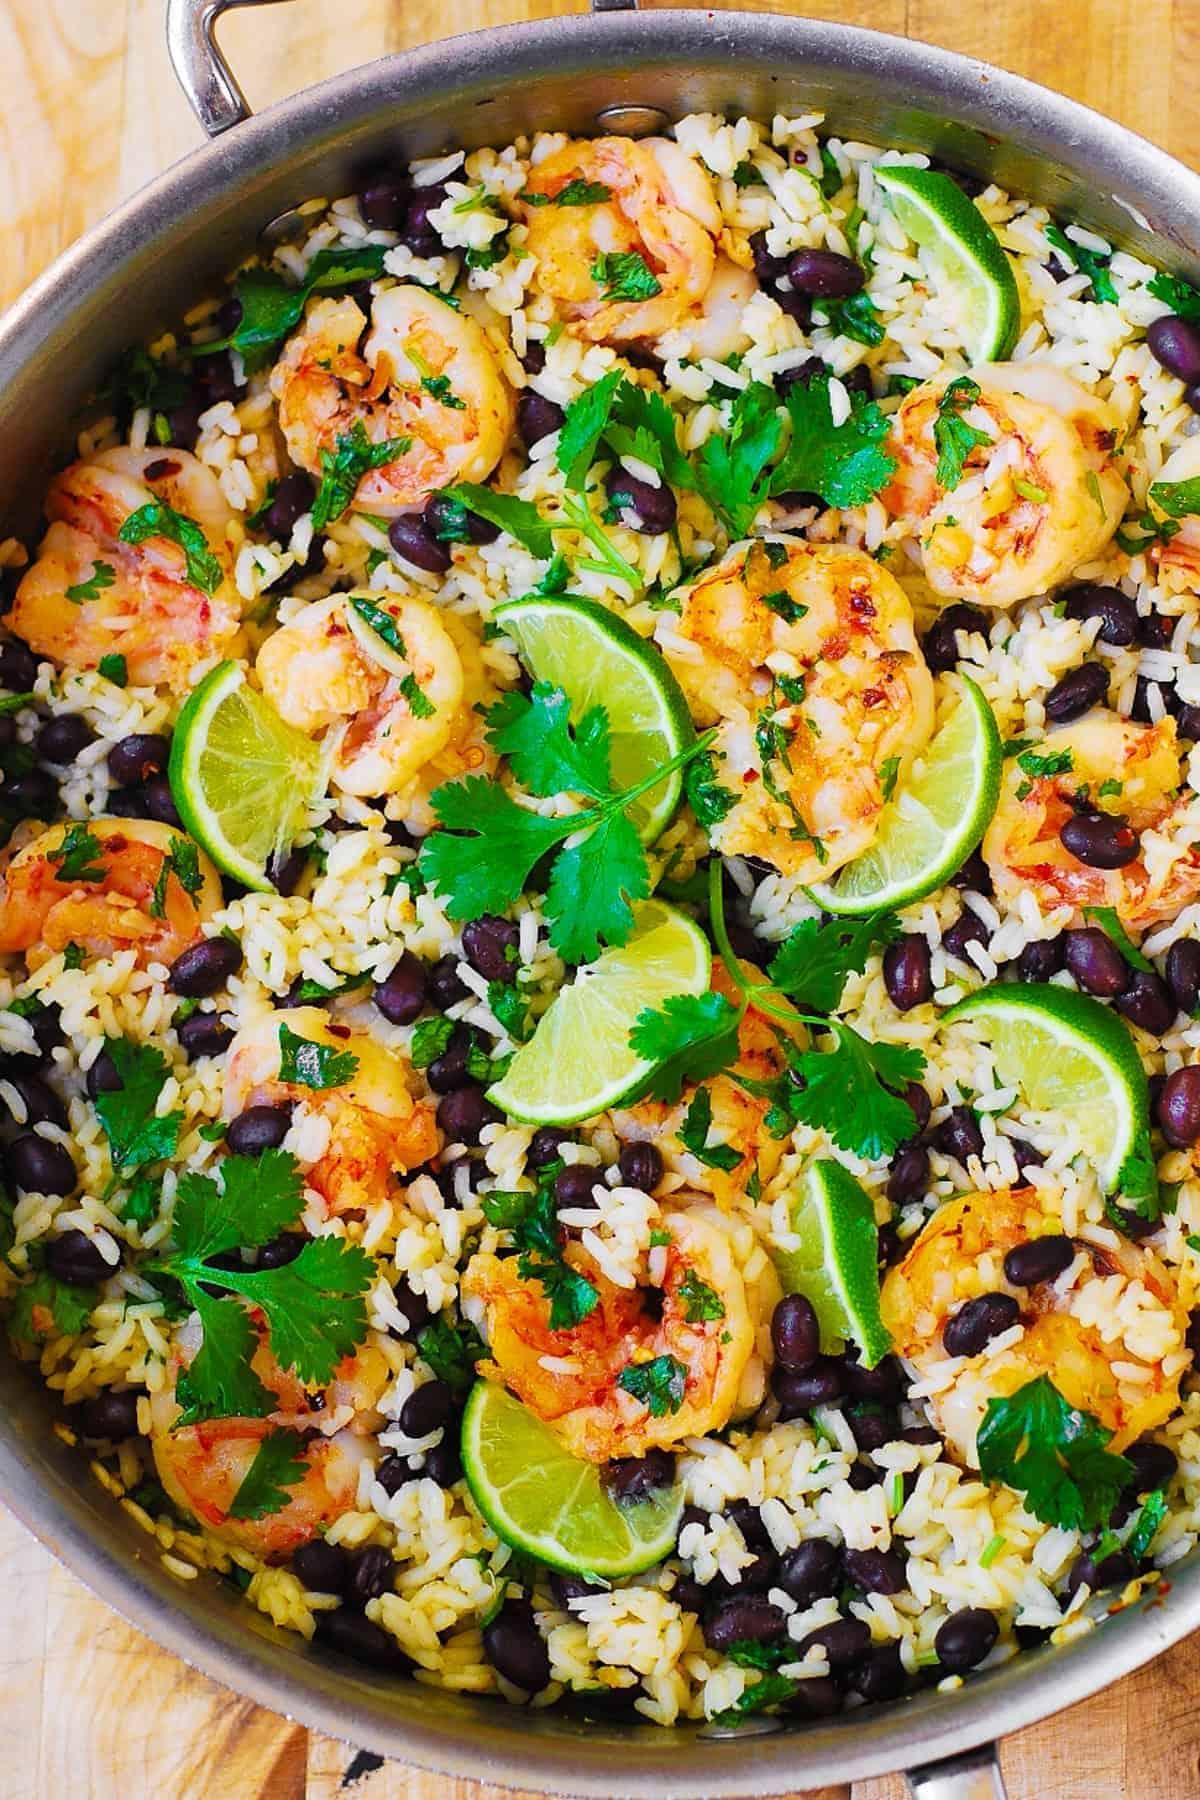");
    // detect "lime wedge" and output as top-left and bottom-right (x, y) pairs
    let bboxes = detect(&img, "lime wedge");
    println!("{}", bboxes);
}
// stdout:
(494, 595), (694, 842)
(487, 900), (709, 1125)
(813, 675), (1001, 916)
(875, 165), (1021, 362)
(461, 1381), (683, 1578)
(773, 1160), (891, 1367)
(945, 983), (1156, 1205)
(168, 661), (326, 892)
